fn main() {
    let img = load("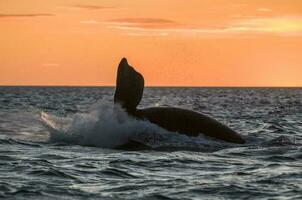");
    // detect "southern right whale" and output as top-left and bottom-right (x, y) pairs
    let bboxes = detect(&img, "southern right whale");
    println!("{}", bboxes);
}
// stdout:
(114, 58), (245, 144)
